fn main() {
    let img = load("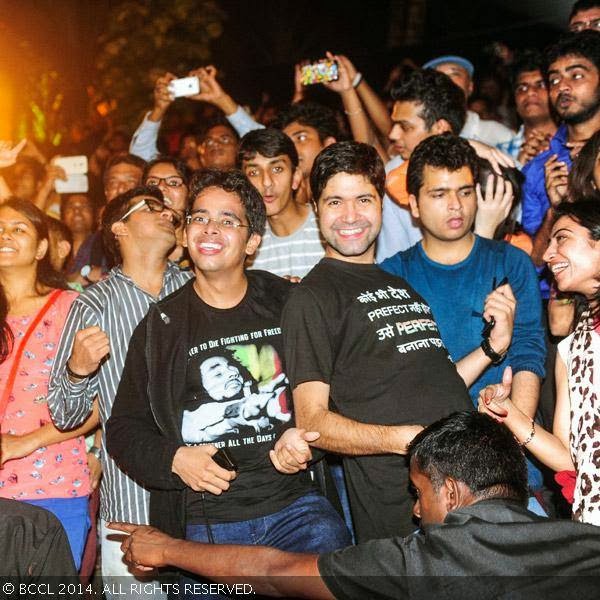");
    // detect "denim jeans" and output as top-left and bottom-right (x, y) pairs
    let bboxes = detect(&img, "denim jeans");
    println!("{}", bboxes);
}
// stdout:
(181, 492), (351, 599)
